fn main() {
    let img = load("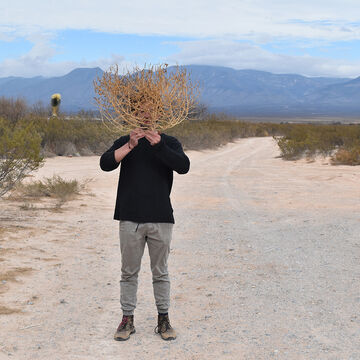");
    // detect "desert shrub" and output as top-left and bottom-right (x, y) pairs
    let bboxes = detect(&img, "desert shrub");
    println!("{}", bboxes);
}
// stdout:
(331, 145), (360, 165)
(30, 101), (51, 117)
(65, 118), (114, 152)
(32, 113), (283, 154)
(167, 116), (283, 150)
(273, 123), (360, 162)
(0, 117), (44, 196)
(0, 96), (286, 155)
(0, 97), (28, 123)
(273, 136), (307, 159)
(17, 174), (85, 199)
(29, 115), (114, 155)
(15, 174), (89, 208)
(168, 119), (237, 149)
